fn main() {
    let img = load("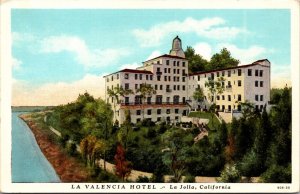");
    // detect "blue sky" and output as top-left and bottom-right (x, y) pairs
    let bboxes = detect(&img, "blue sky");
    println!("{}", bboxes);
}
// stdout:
(12, 9), (291, 105)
